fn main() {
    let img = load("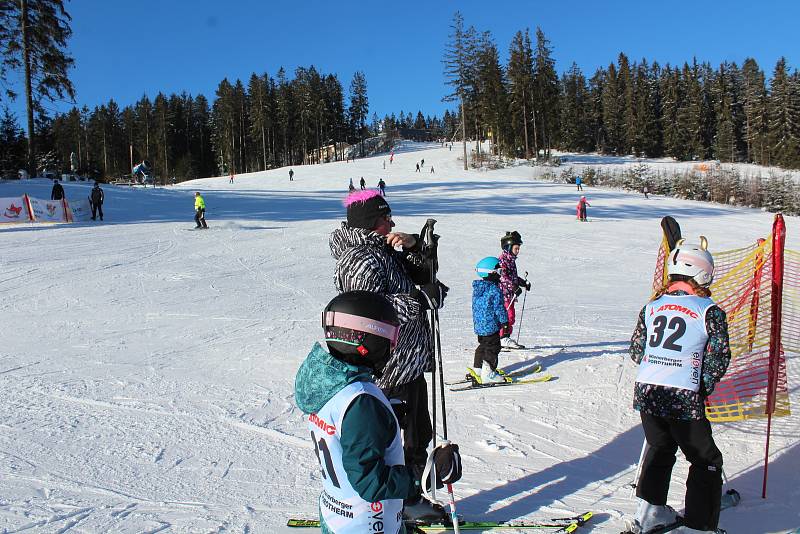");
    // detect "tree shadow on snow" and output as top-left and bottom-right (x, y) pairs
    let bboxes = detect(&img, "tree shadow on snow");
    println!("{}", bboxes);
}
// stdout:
(456, 424), (645, 521)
